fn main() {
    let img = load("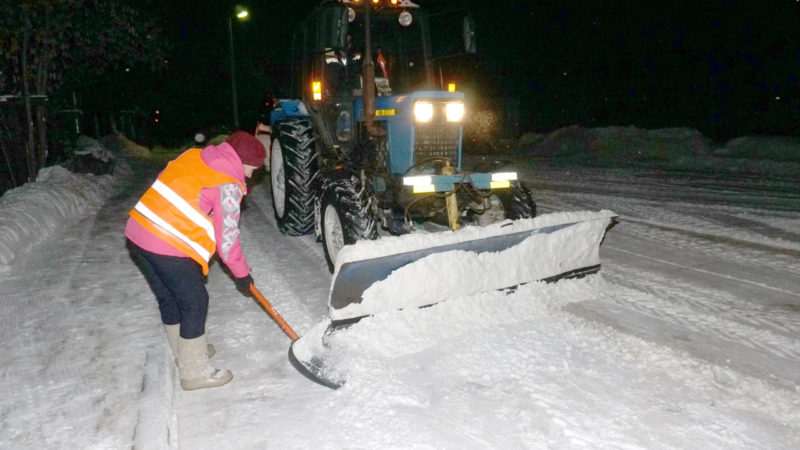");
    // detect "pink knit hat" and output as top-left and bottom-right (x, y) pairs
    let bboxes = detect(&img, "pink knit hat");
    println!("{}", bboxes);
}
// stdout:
(226, 131), (266, 167)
